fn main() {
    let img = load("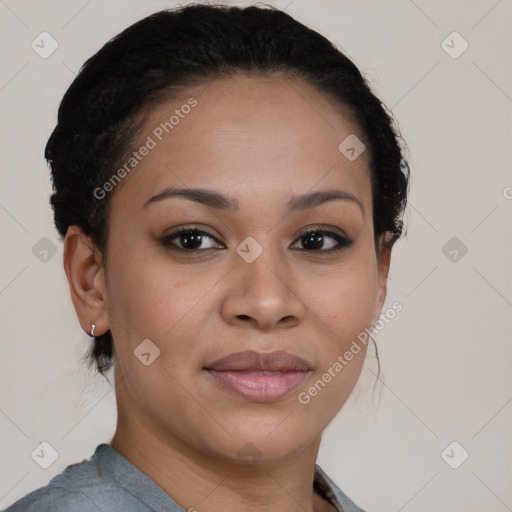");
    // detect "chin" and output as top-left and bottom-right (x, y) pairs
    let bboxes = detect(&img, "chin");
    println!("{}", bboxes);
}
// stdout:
(200, 424), (319, 466)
